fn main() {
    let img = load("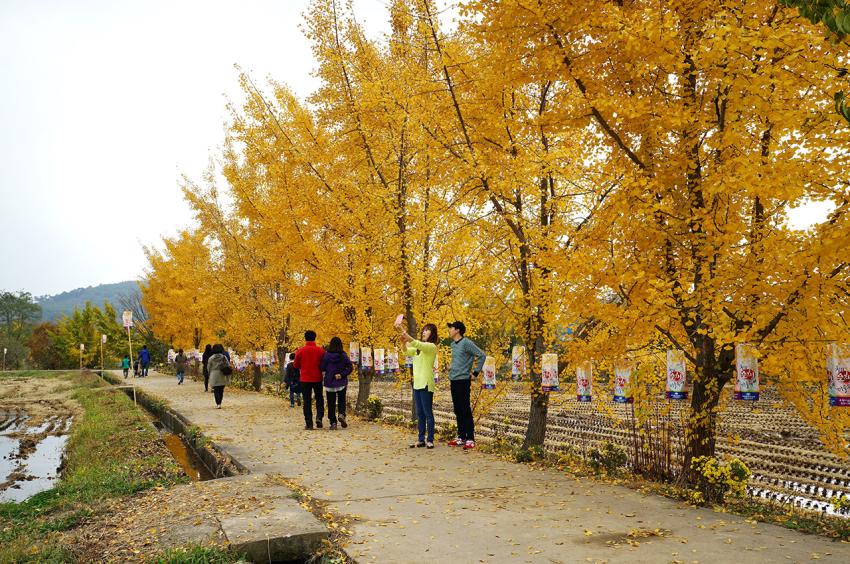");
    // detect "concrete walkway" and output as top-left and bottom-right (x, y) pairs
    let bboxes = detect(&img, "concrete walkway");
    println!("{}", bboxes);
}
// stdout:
(121, 372), (850, 563)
